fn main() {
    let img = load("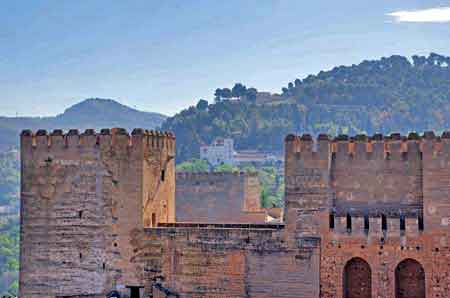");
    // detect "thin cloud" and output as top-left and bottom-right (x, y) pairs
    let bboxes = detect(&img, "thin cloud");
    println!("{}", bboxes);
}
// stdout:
(387, 7), (450, 23)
